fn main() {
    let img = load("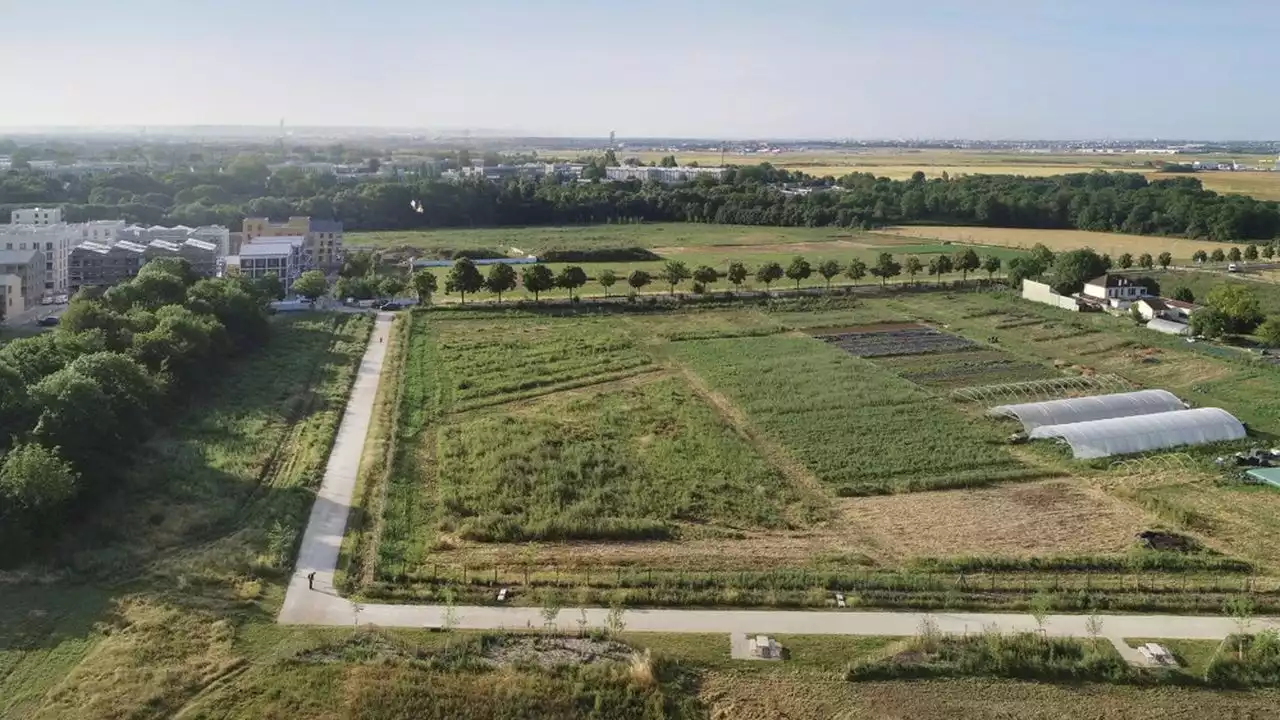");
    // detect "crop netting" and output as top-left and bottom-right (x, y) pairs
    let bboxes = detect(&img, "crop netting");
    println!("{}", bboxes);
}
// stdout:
(951, 374), (1133, 404)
